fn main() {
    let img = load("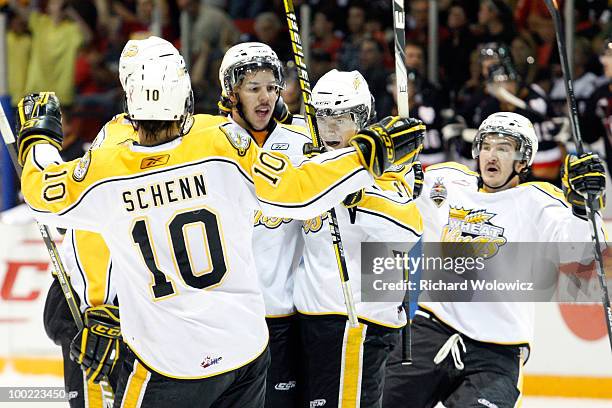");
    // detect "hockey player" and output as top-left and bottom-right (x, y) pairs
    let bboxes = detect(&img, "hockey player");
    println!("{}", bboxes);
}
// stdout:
(294, 69), (424, 408)
(217, 42), (310, 407)
(383, 112), (607, 408)
(42, 36), (198, 408)
(16, 50), (424, 407)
